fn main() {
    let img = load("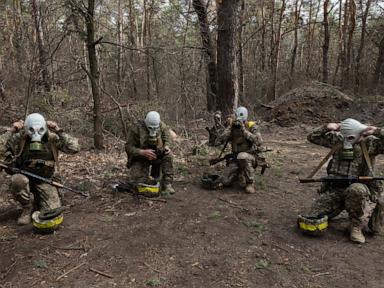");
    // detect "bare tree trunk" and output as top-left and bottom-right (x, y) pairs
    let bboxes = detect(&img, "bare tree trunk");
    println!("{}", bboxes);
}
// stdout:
(30, 0), (51, 92)
(128, 0), (138, 99)
(322, 0), (330, 83)
(85, 0), (104, 149)
(116, 0), (123, 86)
(268, 0), (286, 102)
(344, 0), (356, 88)
(216, 0), (238, 116)
(372, 36), (384, 91)
(237, 0), (245, 103)
(192, 0), (217, 111)
(354, 0), (371, 92)
(290, 0), (301, 82)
